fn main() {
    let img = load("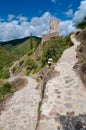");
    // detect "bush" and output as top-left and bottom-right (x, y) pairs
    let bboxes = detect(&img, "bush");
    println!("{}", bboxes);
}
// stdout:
(41, 36), (72, 66)
(0, 69), (10, 79)
(26, 58), (37, 75)
(76, 16), (86, 29)
(19, 60), (24, 66)
(0, 82), (12, 102)
(11, 66), (17, 73)
(0, 82), (12, 95)
(28, 49), (35, 56)
(41, 37), (64, 66)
